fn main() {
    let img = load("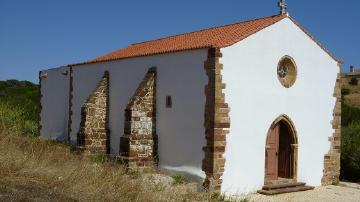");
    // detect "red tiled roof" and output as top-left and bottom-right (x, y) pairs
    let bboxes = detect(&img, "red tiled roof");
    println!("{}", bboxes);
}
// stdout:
(71, 14), (340, 66)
